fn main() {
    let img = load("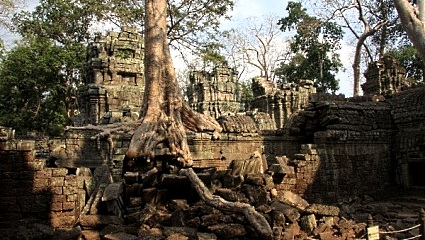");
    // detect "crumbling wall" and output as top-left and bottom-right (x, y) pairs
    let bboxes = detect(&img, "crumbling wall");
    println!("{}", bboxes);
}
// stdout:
(0, 139), (85, 234)
(390, 87), (425, 188)
(281, 100), (395, 203)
